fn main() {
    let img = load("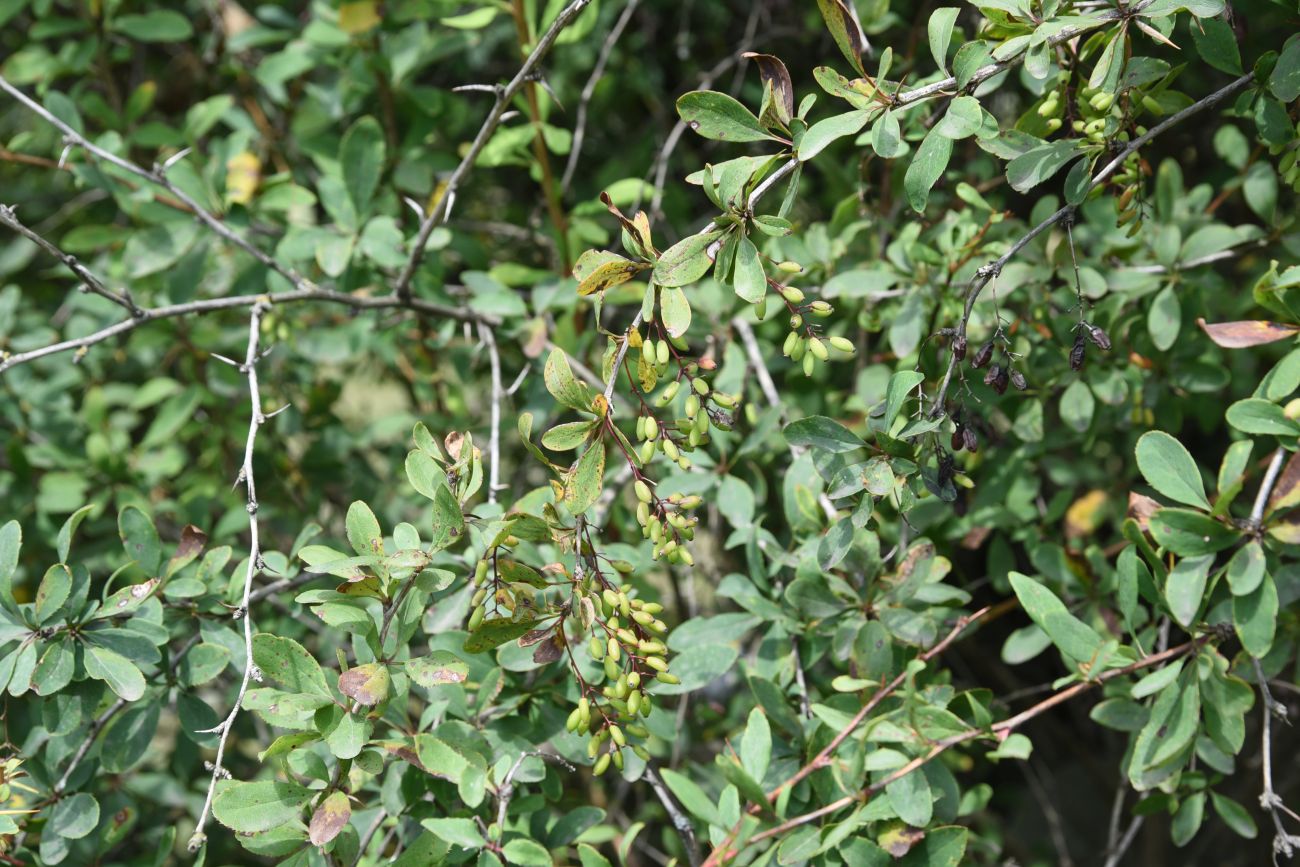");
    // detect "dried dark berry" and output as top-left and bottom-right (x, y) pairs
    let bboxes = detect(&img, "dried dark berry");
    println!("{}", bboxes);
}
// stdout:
(1087, 325), (1112, 351)
(993, 365), (1010, 394)
(951, 427), (965, 452)
(983, 363), (1002, 388)
(937, 451), (955, 485)
(1009, 368), (1027, 391)
(962, 426), (978, 453)
(972, 340), (994, 369)
(1069, 334), (1087, 371)
(951, 334), (967, 361)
